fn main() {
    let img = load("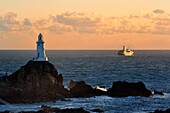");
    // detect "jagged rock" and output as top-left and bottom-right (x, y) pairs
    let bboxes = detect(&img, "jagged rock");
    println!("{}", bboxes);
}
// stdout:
(17, 105), (90, 113)
(0, 110), (12, 113)
(153, 90), (164, 95)
(0, 60), (162, 104)
(0, 61), (71, 103)
(90, 109), (104, 113)
(69, 80), (153, 98)
(107, 81), (152, 97)
(151, 108), (170, 113)
(69, 80), (95, 97)
(60, 98), (71, 101)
